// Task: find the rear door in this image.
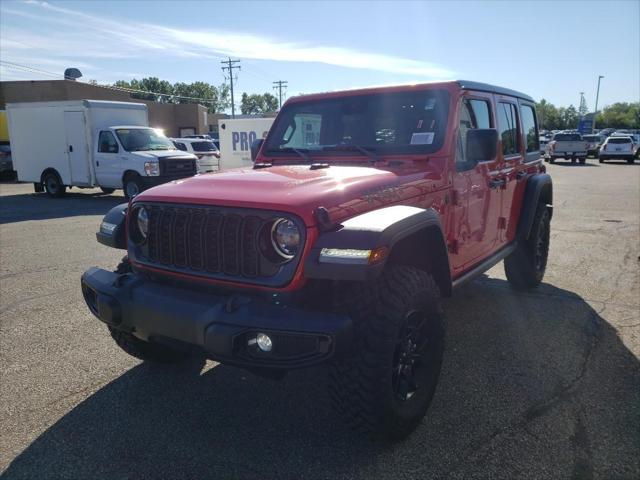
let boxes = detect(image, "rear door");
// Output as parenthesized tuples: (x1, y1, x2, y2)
(450, 93, 503, 273)
(64, 111, 91, 185)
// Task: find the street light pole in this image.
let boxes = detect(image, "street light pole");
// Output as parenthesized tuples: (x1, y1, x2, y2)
(592, 75, 604, 133)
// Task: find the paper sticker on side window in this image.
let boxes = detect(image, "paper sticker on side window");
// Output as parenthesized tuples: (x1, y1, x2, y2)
(410, 132, 435, 145)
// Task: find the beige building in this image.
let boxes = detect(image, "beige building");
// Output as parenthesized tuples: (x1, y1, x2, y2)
(0, 80, 219, 138)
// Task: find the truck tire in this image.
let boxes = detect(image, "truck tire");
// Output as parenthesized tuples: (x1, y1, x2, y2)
(627, 158, 635, 164)
(123, 173, 143, 200)
(43, 171, 66, 198)
(108, 256, 191, 363)
(579, 157, 586, 164)
(100, 187, 115, 194)
(549, 158, 555, 164)
(504, 203, 550, 289)
(330, 265, 445, 440)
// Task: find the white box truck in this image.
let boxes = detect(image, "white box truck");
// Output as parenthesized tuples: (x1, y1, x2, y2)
(217, 117, 274, 170)
(6, 100, 198, 199)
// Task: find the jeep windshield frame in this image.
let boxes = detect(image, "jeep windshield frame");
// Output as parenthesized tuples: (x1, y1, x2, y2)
(264, 89, 450, 161)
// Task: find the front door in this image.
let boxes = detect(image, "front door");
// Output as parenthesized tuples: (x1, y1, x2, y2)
(64, 111, 90, 185)
(450, 94, 503, 275)
(94, 130, 122, 188)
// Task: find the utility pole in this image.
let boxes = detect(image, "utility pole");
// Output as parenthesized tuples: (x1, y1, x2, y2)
(592, 75, 604, 133)
(272, 80, 288, 109)
(579, 92, 586, 119)
(221, 58, 241, 118)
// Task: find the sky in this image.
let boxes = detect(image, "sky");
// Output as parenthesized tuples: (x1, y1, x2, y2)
(1, 0, 639, 112)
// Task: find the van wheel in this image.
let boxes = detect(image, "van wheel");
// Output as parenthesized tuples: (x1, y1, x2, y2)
(100, 187, 115, 194)
(504, 203, 550, 289)
(123, 174, 143, 200)
(329, 265, 445, 440)
(43, 171, 66, 198)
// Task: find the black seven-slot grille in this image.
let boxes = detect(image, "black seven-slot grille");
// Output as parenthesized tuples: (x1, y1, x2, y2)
(134, 204, 299, 284)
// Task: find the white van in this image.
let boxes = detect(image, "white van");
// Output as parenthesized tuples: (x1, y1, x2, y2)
(6, 100, 198, 199)
(171, 137, 220, 173)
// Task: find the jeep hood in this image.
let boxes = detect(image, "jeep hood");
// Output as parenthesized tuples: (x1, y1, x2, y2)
(136, 164, 441, 226)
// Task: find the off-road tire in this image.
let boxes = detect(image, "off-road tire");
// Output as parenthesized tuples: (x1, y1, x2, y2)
(504, 203, 551, 289)
(123, 173, 143, 201)
(108, 256, 190, 363)
(100, 187, 115, 194)
(43, 171, 66, 198)
(329, 265, 445, 440)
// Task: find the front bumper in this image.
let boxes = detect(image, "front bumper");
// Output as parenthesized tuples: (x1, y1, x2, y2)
(81, 267, 352, 369)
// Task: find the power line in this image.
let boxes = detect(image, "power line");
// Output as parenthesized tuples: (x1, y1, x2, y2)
(272, 80, 288, 109)
(221, 57, 241, 118)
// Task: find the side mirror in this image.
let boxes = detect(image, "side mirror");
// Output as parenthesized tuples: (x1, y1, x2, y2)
(466, 129, 498, 163)
(250, 138, 264, 163)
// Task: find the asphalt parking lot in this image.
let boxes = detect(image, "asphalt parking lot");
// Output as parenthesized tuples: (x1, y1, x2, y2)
(1, 160, 638, 480)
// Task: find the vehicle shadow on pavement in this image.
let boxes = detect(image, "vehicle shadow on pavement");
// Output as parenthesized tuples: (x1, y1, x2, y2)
(3, 279, 639, 479)
(0, 191, 124, 224)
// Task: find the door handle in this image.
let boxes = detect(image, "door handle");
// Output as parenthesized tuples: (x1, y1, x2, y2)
(488, 178, 506, 189)
(69, 145, 73, 152)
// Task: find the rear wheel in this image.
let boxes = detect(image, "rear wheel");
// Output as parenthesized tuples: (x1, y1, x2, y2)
(504, 203, 550, 289)
(123, 173, 143, 200)
(100, 187, 115, 194)
(42, 171, 66, 198)
(329, 265, 445, 440)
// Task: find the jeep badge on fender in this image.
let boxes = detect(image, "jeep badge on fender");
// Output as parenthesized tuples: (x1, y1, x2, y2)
(82, 80, 552, 440)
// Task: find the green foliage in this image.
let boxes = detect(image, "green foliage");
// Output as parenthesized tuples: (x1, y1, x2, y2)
(537, 99, 640, 130)
(240, 92, 279, 115)
(595, 102, 640, 129)
(112, 77, 229, 113)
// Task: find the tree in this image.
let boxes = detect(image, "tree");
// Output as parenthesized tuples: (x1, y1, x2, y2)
(240, 92, 279, 115)
(595, 102, 640, 129)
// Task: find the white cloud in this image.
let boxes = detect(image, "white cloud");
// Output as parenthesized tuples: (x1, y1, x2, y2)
(1, 1, 454, 79)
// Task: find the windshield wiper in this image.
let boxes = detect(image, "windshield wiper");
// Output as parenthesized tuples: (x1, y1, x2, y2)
(322, 144, 379, 164)
(268, 147, 312, 163)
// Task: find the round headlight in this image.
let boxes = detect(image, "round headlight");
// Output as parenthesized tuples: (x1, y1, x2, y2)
(271, 218, 301, 258)
(136, 206, 149, 241)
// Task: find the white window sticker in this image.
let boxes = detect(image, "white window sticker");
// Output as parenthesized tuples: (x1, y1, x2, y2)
(410, 132, 435, 145)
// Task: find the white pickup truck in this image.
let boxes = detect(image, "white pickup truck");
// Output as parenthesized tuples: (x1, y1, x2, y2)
(545, 132, 588, 164)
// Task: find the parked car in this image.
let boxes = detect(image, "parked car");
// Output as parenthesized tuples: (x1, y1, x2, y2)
(545, 132, 588, 164)
(183, 134, 212, 139)
(6, 100, 197, 199)
(0, 142, 13, 178)
(582, 134, 603, 157)
(599, 136, 636, 164)
(539, 136, 549, 155)
(82, 80, 552, 441)
(172, 138, 220, 173)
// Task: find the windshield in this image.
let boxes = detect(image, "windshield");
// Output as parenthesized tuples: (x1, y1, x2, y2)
(264, 89, 450, 159)
(191, 140, 218, 152)
(115, 128, 176, 152)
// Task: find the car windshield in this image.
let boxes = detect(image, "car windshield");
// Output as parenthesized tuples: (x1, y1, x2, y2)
(264, 89, 450, 160)
(115, 128, 176, 152)
(190, 140, 218, 152)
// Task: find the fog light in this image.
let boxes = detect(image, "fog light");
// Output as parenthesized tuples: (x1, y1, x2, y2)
(256, 333, 273, 352)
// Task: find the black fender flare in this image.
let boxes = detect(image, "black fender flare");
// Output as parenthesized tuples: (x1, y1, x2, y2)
(517, 173, 553, 240)
(96, 203, 128, 249)
(304, 205, 452, 295)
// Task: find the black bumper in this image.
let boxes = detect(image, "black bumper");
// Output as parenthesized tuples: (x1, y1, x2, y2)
(81, 268, 352, 369)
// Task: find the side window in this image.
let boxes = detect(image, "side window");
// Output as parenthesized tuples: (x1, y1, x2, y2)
(174, 142, 187, 151)
(497, 102, 519, 156)
(98, 131, 118, 153)
(457, 98, 492, 170)
(520, 104, 539, 154)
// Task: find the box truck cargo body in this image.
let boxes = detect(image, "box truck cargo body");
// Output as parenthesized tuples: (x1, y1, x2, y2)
(217, 118, 274, 170)
(6, 100, 197, 198)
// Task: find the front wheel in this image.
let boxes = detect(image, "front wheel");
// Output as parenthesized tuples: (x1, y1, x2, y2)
(123, 174, 143, 201)
(330, 265, 445, 440)
(504, 203, 551, 289)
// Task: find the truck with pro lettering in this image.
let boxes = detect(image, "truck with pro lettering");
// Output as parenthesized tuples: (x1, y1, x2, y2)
(82, 81, 552, 440)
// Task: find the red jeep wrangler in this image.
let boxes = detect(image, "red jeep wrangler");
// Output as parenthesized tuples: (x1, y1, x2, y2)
(82, 80, 552, 439)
